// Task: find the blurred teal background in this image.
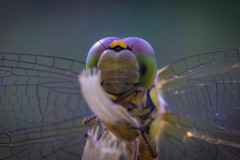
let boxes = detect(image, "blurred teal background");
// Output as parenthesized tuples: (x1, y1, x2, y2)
(0, 0, 239, 68)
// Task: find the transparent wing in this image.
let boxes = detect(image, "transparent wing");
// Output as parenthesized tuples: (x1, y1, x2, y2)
(0, 53, 91, 160)
(156, 48, 240, 159)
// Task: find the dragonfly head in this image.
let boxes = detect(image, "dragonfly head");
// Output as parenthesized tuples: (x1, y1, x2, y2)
(86, 37, 157, 94)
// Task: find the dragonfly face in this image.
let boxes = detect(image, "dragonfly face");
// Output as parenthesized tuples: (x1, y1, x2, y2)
(86, 37, 158, 94)
(0, 43, 240, 160)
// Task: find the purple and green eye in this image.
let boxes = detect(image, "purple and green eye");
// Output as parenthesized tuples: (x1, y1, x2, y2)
(86, 37, 120, 69)
(86, 37, 157, 90)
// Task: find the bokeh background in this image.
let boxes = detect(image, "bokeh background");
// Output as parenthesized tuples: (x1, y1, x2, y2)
(0, 0, 240, 68)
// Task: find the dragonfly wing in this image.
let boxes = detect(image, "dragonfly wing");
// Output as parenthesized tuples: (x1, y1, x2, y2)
(156, 49, 240, 159)
(0, 53, 91, 159)
(158, 112, 240, 160)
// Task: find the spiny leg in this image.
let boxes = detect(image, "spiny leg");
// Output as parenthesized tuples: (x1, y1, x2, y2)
(139, 130, 158, 159)
(113, 86, 144, 103)
(83, 113, 97, 125)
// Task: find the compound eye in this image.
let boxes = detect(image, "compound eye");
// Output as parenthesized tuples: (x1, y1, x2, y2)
(86, 37, 120, 69)
(124, 37, 157, 89)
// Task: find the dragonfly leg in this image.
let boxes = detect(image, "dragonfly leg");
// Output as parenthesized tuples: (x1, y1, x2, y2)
(113, 86, 144, 103)
(128, 126, 158, 159)
(139, 130, 158, 159)
(97, 127, 108, 140)
(123, 131, 158, 160)
(83, 113, 98, 125)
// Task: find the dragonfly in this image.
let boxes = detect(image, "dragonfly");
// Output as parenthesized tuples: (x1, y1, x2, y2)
(0, 37, 239, 159)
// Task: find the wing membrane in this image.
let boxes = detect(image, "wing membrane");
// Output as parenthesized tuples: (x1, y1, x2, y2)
(0, 53, 91, 159)
(1, 49, 240, 160)
(156, 49, 240, 159)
